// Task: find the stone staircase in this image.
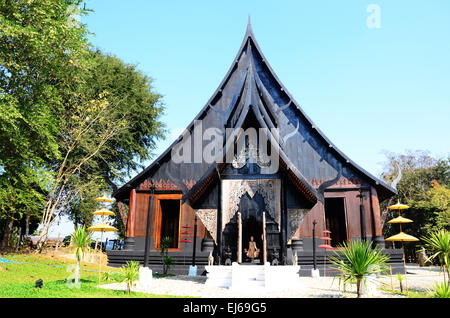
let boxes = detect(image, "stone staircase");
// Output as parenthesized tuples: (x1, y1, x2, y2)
(205, 262, 302, 291)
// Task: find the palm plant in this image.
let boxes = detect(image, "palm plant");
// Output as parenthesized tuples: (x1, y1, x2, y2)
(396, 274, 406, 293)
(421, 230, 450, 284)
(160, 236, 173, 275)
(70, 226, 91, 284)
(120, 260, 140, 294)
(329, 240, 389, 298)
(429, 282, 450, 298)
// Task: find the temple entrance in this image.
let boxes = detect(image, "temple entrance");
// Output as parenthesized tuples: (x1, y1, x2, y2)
(240, 193, 263, 263)
(325, 197, 348, 247)
(222, 191, 280, 264)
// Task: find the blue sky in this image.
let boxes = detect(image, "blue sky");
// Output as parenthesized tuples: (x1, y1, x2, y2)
(50, 0, 450, 236)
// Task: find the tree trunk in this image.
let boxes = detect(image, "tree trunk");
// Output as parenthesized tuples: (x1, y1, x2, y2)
(356, 279, 362, 298)
(15, 227, 22, 252)
(1, 215, 15, 250)
(36, 227, 49, 252)
(75, 261, 80, 284)
(25, 215, 30, 237)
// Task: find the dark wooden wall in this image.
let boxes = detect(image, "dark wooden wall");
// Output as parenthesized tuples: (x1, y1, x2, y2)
(299, 184, 382, 240)
(126, 192, 207, 251)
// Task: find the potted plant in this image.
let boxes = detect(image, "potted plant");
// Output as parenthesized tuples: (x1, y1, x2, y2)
(290, 238, 304, 254)
(201, 237, 215, 253)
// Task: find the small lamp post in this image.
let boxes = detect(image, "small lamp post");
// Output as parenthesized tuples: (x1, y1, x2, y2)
(357, 188, 367, 241)
(189, 215, 198, 276)
(311, 220, 320, 278)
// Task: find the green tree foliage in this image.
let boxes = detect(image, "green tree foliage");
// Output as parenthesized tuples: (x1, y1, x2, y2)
(0, 166, 51, 248)
(80, 50, 165, 189)
(381, 150, 450, 260)
(67, 187, 105, 228)
(0, 0, 91, 248)
(0, 1, 165, 248)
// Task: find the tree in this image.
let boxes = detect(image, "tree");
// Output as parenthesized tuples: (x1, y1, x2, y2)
(0, 1, 165, 249)
(0, 0, 91, 248)
(60, 50, 165, 233)
(37, 94, 128, 250)
(79, 50, 165, 190)
(0, 166, 51, 248)
(380, 151, 450, 260)
(415, 181, 450, 234)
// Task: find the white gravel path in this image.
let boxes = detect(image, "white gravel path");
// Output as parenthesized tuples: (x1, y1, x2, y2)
(100, 264, 446, 298)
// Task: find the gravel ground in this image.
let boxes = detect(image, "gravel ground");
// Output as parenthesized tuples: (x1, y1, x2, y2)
(100, 264, 446, 298)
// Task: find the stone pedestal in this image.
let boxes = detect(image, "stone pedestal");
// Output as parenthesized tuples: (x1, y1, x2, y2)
(205, 263, 302, 291)
(138, 267, 152, 290)
(188, 265, 198, 276)
(311, 268, 320, 278)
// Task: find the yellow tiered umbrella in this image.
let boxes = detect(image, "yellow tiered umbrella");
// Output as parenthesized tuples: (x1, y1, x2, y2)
(388, 216, 413, 224)
(388, 201, 410, 210)
(385, 232, 419, 242)
(386, 201, 419, 294)
(92, 207, 115, 216)
(95, 195, 115, 203)
(88, 222, 118, 284)
(88, 223, 118, 232)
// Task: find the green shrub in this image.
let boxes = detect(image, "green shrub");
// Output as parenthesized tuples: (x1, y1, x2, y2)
(119, 261, 140, 294)
(329, 240, 389, 298)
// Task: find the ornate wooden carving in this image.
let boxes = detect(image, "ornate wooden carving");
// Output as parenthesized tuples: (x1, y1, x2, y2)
(221, 179, 281, 231)
(195, 209, 217, 244)
(310, 177, 362, 188)
(117, 201, 128, 227)
(287, 208, 309, 241)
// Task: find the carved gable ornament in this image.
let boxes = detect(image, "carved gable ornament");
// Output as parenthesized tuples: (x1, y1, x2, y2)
(221, 179, 281, 231)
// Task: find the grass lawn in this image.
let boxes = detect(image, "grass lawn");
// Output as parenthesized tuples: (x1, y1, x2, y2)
(379, 287, 432, 298)
(0, 250, 184, 298)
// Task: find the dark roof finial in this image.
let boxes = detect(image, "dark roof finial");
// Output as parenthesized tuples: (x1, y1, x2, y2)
(246, 14, 253, 35)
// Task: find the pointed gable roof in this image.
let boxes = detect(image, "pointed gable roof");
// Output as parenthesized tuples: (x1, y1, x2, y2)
(113, 21, 397, 203)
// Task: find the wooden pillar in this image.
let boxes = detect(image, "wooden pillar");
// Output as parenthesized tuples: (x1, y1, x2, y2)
(217, 174, 222, 263)
(281, 175, 288, 264)
(370, 187, 382, 237)
(237, 212, 242, 263)
(144, 190, 155, 268)
(126, 189, 137, 237)
(262, 211, 267, 264)
(358, 188, 367, 241)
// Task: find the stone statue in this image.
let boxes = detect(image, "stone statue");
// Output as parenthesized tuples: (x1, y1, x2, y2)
(208, 251, 214, 266)
(270, 248, 279, 266)
(223, 246, 232, 265)
(245, 236, 260, 260)
(417, 248, 430, 267)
